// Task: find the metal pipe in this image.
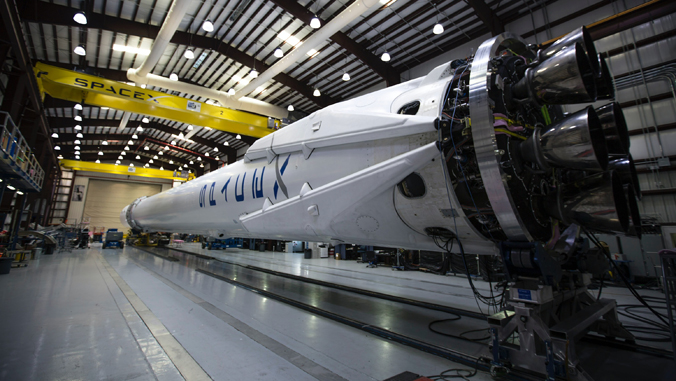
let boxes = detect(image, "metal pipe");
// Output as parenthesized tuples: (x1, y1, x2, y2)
(234, 0, 381, 99)
(128, 0, 192, 78)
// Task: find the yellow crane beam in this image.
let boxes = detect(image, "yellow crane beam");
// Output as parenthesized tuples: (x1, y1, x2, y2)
(60, 159, 195, 181)
(35, 62, 274, 138)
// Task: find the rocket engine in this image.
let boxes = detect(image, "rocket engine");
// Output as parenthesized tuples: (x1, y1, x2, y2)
(121, 27, 640, 255)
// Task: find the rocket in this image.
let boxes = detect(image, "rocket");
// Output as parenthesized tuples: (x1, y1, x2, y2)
(121, 27, 641, 254)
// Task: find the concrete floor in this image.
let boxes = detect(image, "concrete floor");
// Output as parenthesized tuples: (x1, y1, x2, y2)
(0, 246, 500, 381)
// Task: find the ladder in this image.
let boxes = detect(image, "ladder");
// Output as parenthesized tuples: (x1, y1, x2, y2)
(47, 170, 74, 225)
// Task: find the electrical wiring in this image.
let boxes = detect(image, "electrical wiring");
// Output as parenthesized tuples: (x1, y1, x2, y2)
(426, 357, 484, 381)
(584, 228, 670, 327)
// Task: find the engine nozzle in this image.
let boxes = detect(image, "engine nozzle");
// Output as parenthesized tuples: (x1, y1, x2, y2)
(543, 171, 629, 234)
(520, 106, 608, 171)
(512, 43, 597, 104)
(608, 154, 641, 199)
(597, 102, 629, 155)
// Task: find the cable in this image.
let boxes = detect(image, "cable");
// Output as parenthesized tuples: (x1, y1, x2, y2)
(426, 357, 483, 380)
(583, 228, 670, 327)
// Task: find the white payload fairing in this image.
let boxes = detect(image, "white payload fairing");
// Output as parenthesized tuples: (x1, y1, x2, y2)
(121, 28, 641, 255)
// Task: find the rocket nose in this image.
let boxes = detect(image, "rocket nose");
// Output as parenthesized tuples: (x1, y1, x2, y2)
(120, 205, 131, 228)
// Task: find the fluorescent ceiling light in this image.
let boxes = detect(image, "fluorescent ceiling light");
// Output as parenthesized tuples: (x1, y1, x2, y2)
(73, 11, 87, 25)
(74, 45, 86, 56)
(202, 19, 214, 32)
(184, 48, 195, 59)
(306, 49, 319, 58)
(310, 16, 321, 29)
(433, 23, 444, 35)
(112, 44, 151, 55)
(277, 31, 301, 47)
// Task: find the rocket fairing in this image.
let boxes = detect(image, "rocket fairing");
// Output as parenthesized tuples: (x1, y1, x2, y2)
(122, 28, 640, 254)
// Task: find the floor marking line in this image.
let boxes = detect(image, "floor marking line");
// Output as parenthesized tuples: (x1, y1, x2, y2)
(98, 253, 212, 381)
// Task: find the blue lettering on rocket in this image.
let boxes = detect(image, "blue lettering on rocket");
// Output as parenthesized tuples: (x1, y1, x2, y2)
(199, 184, 207, 207)
(221, 177, 231, 202)
(253, 167, 265, 199)
(235, 173, 246, 202)
(209, 182, 217, 206)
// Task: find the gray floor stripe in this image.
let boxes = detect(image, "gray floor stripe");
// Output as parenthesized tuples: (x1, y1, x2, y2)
(124, 251, 348, 381)
(98, 253, 212, 381)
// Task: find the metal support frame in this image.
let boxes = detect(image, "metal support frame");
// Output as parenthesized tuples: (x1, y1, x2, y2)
(659, 249, 676, 361)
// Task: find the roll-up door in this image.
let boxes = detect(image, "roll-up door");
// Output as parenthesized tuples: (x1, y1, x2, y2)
(82, 179, 162, 232)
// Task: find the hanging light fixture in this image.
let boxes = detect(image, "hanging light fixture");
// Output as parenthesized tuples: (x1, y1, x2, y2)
(74, 103, 83, 110)
(250, 69, 258, 78)
(202, 19, 214, 32)
(313, 88, 321, 97)
(169, 160, 174, 164)
(223, 141, 229, 146)
(187, 125, 193, 130)
(74, 125, 82, 130)
(200, 163, 204, 168)
(74, 115, 82, 121)
(158, 151, 164, 155)
(74, 45, 86, 56)
(74, 140, 81, 145)
(54, 145, 61, 150)
(144, 146, 150, 151)
(178, 132, 185, 139)
(342, 72, 350, 81)
(73, 11, 87, 25)
(102, 141, 108, 145)
(170, 73, 179, 81)
(205, 152, 210, 157)
(171, 141, 176, 145)
(184, 48, 195, 59)
(215, 156, 220, 161)
(129, 163, 134, 167)
(121, 151, 126, 156)
(142, 117, 150, 123)
(381, 52, 391, 62)
(137, 126, 143, 131)
(213, 147, 219, 152)
(235, 134, 241, 140)
(118, 156, 123, 160)
(164, 146, 169, 150)
(57, 155, 64, 159)
(132, 134, 138, 139)
(197, 157, 202, 161)
(287, 105, 294, 112)
(98, 151, 104, 156)
(433, 23, 444, 35)
(116, 160, 121, 164)
(75, 155, 80, 160)
(189, 160, 194, 165)
(228, 88, 235, 95)
(74, 146, 80, 150)
(310, 16, 321, 29)
(149, 159, 154, 163)
(183, 164, 188, 168)
(128, 140, 134, 145)
(124, 146, 130, 151)
(51, 132, 59, 138)
(135, 155, 141, 160)
(273, 47, 284, 58)
(160, 166, 164, 170)
(95, 159, 101, 163)
(76, 133, 83, 138)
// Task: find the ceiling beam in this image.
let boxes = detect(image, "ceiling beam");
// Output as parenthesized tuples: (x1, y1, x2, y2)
(464, 0, 504, 36)
(59, 145, 213, 167)
(268, 0, 400, 86)
(18, 0, 337, 108)
(72, 152, 192, 172)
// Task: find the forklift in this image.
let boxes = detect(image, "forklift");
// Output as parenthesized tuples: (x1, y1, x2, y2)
(102, 229, 125, 249)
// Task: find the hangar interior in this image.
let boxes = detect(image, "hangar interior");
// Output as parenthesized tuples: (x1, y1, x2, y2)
(1, 0, 676, 380)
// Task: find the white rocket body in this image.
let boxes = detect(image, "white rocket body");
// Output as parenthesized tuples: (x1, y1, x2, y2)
(120, 61, 497, 254)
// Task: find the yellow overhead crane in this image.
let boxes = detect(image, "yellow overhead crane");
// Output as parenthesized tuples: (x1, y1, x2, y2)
(59, 159, 196, 181)
(34, 62, 276, 138)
